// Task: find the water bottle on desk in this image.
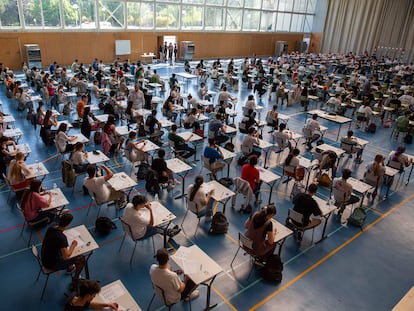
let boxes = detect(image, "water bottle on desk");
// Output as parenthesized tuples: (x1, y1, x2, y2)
(53, 183, 57, 190)
(35, 160, 40, 172)
(154, 193, 159, 202)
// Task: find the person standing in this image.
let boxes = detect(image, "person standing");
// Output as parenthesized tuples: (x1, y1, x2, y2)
(174, 43, 178, 61)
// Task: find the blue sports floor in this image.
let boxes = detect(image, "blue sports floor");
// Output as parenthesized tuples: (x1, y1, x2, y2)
(0, 61, 413, 311)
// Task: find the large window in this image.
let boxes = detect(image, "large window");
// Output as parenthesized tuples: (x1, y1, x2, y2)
(0, 0, 316, 32)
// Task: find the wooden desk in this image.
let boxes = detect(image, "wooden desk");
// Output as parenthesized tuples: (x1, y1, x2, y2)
(393, 286, 414, 311)
(64, 225, 99, 279)
(41, 188, 69, 211)
(307, 109, 353, 140)
(171, 245, 223, 310)
(204, 180, 235, 213)
(166, 158, 192, 200)
(258, 167, 281, 205)
(93, 280, 142, 311)
(270, 219, 294, 256)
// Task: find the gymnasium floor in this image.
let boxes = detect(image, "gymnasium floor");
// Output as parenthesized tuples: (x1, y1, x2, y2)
(0, 61, 413, 311)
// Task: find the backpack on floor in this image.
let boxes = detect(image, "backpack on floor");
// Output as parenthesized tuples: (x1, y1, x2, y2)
(136, 163, 151, 180)
(365, 123, 377, 133)
(404, 134, 413, 144)
(347, 207, 367, 230)
(218, 177, 233, 188)
(95, 217, 117, 235)
(209, 212, 229, 234)
(262, 254, 283, 283)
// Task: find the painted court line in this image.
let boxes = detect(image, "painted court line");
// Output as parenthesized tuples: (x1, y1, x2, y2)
(248, 192, 414, 310)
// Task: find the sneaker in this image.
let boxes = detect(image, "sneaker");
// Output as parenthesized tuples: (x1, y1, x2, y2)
(184, 290, 199, 301)
(66, 264, 76, 275)
(167, 226, 181, 237)
(117, 200, 128, 209)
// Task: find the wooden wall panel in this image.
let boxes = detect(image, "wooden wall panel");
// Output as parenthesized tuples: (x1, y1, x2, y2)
(310, 33, 322, 53)
(0, 31, 308, 69)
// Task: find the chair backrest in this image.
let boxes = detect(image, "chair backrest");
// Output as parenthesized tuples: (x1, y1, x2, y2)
(154, 283, 175, 307)
(201, 155, 212, 170)
(288, 209, 305, 226)
(168, 139, 175, 149)
(208, 129, 216, 139)
(119, 216, 139, 241)
(241, 142, 251, 155)
(283, 164, 296, 176)
(186, 196, 201, 215)
(364, 170, 379, 187)
(302, 126, 312, 138)
(387, 160, 403, 171)
(239, 232, 254, 251)
(340, 141, 354, 154)
(31, 245, 43, 268)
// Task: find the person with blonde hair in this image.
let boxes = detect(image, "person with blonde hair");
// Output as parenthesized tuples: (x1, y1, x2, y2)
(8, 152, 32, 187)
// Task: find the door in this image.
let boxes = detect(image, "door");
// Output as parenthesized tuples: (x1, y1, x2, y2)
(0, 38, 22, 69)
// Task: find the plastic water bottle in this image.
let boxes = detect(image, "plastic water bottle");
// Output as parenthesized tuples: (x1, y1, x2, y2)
(154, 193, 159, 201)
(35, 160, 40, 172)
(53, 183, 57, 189)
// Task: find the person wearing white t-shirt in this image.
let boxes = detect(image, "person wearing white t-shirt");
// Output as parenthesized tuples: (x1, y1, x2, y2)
(187, 176, 215, 222)
(149, 248, 199, 306)
(83, 164, 127, 206)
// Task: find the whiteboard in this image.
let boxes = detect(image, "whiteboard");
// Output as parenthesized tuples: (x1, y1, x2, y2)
(115, 40, 131, 55)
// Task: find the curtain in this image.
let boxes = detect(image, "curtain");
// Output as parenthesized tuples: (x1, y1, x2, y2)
(320, 0, 414, 63)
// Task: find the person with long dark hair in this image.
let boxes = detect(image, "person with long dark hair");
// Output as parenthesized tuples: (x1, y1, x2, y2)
(187, 176, 215, 222)
(56, 123, 76, 153)
(244, 204, 277, 261)
(21, 179, 57, 224)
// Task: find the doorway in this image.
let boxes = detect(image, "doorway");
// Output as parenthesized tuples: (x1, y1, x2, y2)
(157, 35, 177, 63)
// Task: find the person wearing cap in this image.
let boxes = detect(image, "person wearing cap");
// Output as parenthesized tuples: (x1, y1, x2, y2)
(150, 248, 199, 305)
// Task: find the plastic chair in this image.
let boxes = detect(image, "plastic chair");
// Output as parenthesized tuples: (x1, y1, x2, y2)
(118, 216, 155, 264)
(168, 139, 186, 160)
(147, 283, 192, 311)
(3, 173, 29, 202)
(17, 202, 50, 246)
(31, 245, 58, 300)
(231, 177, 255, 211)
(285, 208, 320, 245)
(181, 197, 206, 237)
(230, 232, 260, 279)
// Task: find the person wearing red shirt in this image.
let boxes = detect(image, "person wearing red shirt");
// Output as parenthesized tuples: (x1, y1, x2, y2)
(241, 155, 262, 203)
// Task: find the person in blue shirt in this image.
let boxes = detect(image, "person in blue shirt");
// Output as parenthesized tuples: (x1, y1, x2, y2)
(204, 138, 226, 179)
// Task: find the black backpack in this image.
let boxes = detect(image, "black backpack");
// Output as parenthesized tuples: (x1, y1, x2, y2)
(137, 163, 151, 180)
(95, 217, 117, 235)
(365, 123, 377, 133)
(262, 254, 284, 283)
(208, 212, 229, 234)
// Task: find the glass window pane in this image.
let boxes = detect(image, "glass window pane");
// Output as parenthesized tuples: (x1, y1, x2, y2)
(207, 0, 224, 5)
(157, 0, 179, 3)
(127, 2, 154, 28)
(205, 7, 223, 30)
(303, 14, 313, 32)
(242, 10, 260, 31)
(182, 0, 204, 4)
(276, 12, 290, 31)
(293, 0, 307, 13)
(155, 3, 179, 29)
(226, 8, 241, 31)
(260, 11, 275, 31)
(22, 0, 42, 27)
(307, 0, 316, 13)
(182, 5, 203, 29)
(0, 0, 20, 27)
(262, 0, 277, 10)
(278, 0, 293, 11)
(63, 0, 95, 29)
(227, 0, 243, 8)
(43, 0, 61, 27)
(98, 0, 124, 28)
(244, 0, 261, 9)
(290, 13, 304, 32)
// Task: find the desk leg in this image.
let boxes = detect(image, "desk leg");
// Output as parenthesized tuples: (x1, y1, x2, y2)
(264, 150, 269, 169)
(84, 252, 94, 279)
(227, 162, 230, 177)
(277, 238, 287, 257)
(267, 181, 275, 205)
(175, 172, 188, 200)
(316, 212, 333, 244)
(202, 276, 217, 311)
(406, 165, 413, 186)
(336, 124, 342, 141)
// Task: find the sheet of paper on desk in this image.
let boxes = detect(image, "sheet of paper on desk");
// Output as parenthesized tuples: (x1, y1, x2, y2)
(174, 246, 191, 259)
(99, 283, 126, 302)
(183, 259, 201, 275)
(65, 229, 85, 247)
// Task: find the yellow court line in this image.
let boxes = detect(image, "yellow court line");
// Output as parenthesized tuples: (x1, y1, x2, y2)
(225, 233, 238, 245)
(249, 192, 414, 311)
(212, 285, 238, 311)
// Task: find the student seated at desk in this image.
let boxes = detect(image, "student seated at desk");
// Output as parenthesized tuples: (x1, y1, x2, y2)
(21, 179, 58, 224)
(168, 124, 195, 159)
(64, 279, 119, 311)
(340, 130, 363, 163)
(123, 195, 178, 240)
(356, 102, 373, 128)
(364, 154, 386, 189)
(8, 152, 33, 188)
(56, 123, 77, 153)
(83, 164, 127, 207)
(273, 123, 292, 151)
(244, 204, 277, 262)
(203, 138, 226, 179)
(0, 136, 17, 179)
(70, 142, 89, 174)
(183, 108, 201, 132)
(283, 149, 305, 182)
(333, 169, 360, 215)
(41, 213, 86, 282)
(290, 183, 322, 241)
(241, 155, 262, 204)
(265, 104, 279, 131)
(388, 145, 413, 171)
(187, 176, 215, 222)
(241, 127, 261, 158)
(151, 149, 175, 187)
(150, 248, 199, 306)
